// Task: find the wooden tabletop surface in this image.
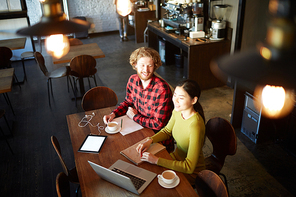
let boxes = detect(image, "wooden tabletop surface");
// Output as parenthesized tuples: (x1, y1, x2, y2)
(53, 43, 105, 64)
(66, 107, 199, 197)
(0, 37, 26, 50)
(0, 68, 14, 94)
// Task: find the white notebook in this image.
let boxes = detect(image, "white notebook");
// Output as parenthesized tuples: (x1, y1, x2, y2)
(113, 115, 144, 136)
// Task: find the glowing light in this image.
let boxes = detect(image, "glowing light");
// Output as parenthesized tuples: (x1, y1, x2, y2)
(45, 34, 70, 59)
(254, 85, 295, 119)
(262, 85, 285, 113)
(116, 0, 132, 16)
(260, 46, 272, 60)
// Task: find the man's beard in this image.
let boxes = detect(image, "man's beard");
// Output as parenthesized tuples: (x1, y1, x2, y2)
(137, 70, 154, 81)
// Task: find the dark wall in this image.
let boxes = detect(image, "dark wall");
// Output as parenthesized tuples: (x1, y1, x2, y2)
(240, 0, 270, 51)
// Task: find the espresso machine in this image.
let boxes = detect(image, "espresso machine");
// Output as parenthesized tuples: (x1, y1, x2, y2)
(210, 4, 228, 40)
(161, 1, 193, 34)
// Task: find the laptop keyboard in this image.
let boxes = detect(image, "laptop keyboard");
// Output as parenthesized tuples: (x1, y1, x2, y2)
(111, 168, 146, 190)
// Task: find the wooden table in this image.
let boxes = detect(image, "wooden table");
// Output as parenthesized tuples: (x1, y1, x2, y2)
(0, 68, 14, 94)
(0, 68, 15, 115)
(52, 43, 105, 64)
(67, 107, 199, 197)
(0, 37, 26, 50)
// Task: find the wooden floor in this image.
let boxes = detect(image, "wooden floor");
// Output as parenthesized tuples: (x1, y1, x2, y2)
(0, 32, 296, 197)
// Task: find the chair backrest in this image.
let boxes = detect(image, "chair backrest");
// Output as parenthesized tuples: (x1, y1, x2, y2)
(51, 136, 70, 177)
(206, 117, 237, 165)
(56, 172, 70, 197)
(81, 86, 118, 111)
(69, 38, 83, 46)
(0, 47, 12, 68)
(195, 170, 229, 197)
(34, 52, 49, 76)
(69, 55, 97, 78)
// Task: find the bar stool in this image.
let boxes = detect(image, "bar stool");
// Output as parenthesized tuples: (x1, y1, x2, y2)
(20, 36, 42, 82)
(20, 51, 34, 81)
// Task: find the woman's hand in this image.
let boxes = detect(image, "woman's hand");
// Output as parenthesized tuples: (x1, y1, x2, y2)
(136, 137, 152, 156)
(141, 152, 159, 164)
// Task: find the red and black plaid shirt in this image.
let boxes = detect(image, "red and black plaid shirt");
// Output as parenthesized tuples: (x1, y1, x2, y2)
(113, 74, 173, 130)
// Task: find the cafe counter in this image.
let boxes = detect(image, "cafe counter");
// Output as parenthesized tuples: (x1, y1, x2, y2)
(147, 21, 231, 90)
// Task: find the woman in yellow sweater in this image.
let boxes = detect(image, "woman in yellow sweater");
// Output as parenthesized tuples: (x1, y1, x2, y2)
(136, 79, 206, 185)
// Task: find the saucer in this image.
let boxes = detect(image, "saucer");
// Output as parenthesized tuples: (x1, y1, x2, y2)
(105, 127, 121, 134)
(158, 175, 180, 189)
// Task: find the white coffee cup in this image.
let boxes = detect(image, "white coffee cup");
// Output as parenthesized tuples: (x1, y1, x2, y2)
(107, 121, 119, 132)
(158, 170, 176, 184)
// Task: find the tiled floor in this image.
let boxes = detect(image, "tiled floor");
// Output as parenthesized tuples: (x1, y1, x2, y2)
(0, 32, 295, 197)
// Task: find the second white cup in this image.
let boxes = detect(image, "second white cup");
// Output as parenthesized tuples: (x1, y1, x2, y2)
(158, 170, 176, 184)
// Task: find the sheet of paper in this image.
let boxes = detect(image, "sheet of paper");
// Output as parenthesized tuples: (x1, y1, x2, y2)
(113, 115, 143, 136)
(79, 135, 106, 153)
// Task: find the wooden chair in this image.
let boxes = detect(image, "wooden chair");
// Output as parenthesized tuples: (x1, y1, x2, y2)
(51, 136, 79, 195)
(69, 38, 83, 46)
(0, 109, 14, 154)
(0, 47, 21, 87)
(81, 86, 118, 111)
(34, 52, 73, 107)
(56, 172, 70, 197)
(195, 170, 229, 197)
(0, 47, 12, 68)
(69, 55, 98, 106)
(204, 117, 237, 194)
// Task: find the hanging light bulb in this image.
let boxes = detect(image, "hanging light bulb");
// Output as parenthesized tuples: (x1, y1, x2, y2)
(254, 85, 295, 119)
(116, 0, 132, 17)
(45, 34, 70, 59)
(17, 0, 91, 58)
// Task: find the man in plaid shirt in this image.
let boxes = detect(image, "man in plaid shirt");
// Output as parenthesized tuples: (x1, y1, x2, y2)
(104, 47, 174, 151)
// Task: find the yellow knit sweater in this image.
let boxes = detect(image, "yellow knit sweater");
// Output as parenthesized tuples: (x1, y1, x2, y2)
(151, 110, 206, 175)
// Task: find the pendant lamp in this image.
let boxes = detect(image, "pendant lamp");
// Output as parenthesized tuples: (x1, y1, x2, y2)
(17, 0, 92, 59)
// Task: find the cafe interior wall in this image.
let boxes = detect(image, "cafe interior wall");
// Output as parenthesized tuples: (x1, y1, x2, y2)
(66, 0, 118, 33)
(223, 0, 239, 53)
(25, 0, 118, 34)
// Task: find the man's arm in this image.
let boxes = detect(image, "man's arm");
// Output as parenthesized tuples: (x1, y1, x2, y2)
(112, 76, 135, 117)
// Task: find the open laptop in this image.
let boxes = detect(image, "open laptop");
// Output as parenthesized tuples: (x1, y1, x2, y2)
(88, 159, 156, 195)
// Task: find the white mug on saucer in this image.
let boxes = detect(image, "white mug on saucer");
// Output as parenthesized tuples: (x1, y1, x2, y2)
(107, 121, 119, 132)
(158, 170, 176, 184)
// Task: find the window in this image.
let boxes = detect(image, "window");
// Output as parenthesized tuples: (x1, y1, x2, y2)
(0, 0, 23, 12)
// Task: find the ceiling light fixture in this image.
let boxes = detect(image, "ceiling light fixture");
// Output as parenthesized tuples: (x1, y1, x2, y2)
(116, 0, 132, 17)
(17, 0, 92, 59)
(211, 0, 296, 119)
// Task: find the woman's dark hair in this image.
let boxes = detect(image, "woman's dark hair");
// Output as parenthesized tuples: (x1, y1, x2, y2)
(176, 79, 205, 122)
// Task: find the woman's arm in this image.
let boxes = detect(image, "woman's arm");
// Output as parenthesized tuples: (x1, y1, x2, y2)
(157, 118, 205, 174)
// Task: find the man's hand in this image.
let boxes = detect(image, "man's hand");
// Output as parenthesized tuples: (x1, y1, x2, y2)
(103, 113, 115, 124)
(126, 107, 138, 119)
